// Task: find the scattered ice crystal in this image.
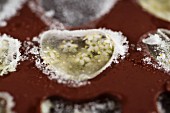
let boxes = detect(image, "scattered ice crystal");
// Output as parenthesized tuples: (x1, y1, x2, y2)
(136, 47, 142, 51)
(38, 0, 118, 26)
(0, 34, 21, 76)
(142, 57, 152, 65)
(0, 92, 15, 113)
(0, 0, 26, 27)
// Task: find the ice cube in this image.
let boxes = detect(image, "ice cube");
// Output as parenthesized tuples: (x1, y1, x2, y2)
(39, 0, 117, 26)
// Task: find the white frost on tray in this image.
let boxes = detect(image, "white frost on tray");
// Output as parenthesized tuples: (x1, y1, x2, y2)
(0, 0, 26, 27)
(0, 34, 21, 76)
(0, 92, 15, 113)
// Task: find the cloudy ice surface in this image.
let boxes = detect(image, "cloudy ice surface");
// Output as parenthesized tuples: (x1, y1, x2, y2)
(40, 0, 117, 26)
(0, 0, 25, 26)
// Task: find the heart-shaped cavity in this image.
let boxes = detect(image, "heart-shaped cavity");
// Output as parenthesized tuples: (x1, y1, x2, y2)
(141, 29, 170, 72)
(0, 0, 25, 26)
(40, 29, 128, 82)
(157, 92, 170, 113)
(38, 0, 118, 26)
(138, 0, 170, 22)
(40, 95, 121, 113)
(0, 34, 21, 76)
(0, 92, 15, 113)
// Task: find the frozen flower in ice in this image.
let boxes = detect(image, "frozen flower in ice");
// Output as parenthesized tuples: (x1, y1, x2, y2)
(42, 47, 60, 64)
(84, 34, 103, 53)
(87, 42, 100, 53)
(84, 34, 102, 45)
(59, 40, 78, 53)
(76, 53, 91, 66)
(99, 43, 113, 56)
(85, 34, 113, 56)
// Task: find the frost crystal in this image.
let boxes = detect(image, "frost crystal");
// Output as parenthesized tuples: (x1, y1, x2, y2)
(0, 0, 26, 27)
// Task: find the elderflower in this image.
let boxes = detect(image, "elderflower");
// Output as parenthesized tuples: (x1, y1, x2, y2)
(59, 40, 78, 53)
(42, 47, 60, 64)
(75, 53, 91, 66)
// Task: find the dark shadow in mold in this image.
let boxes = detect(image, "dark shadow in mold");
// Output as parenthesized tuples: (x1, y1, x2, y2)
(157, 91, 170, 113)
(39, 94, 121, 113)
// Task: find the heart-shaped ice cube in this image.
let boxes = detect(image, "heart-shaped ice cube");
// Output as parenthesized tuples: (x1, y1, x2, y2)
(0, 0, 25, 26)
(38, 0, 118, 26)
(40, 29, 128, 82)
(142, 29, 170, 72)
(0, 34, 21, 76)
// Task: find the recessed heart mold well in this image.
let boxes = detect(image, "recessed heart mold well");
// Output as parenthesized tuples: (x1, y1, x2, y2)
(0, 34, 21, 76)
(39, 29, 129, 83)
(39, 95, 121, 113)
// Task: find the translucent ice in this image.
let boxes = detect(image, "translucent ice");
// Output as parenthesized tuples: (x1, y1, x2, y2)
(39, 0, 117, 26)
(39, 29, 129, 82)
